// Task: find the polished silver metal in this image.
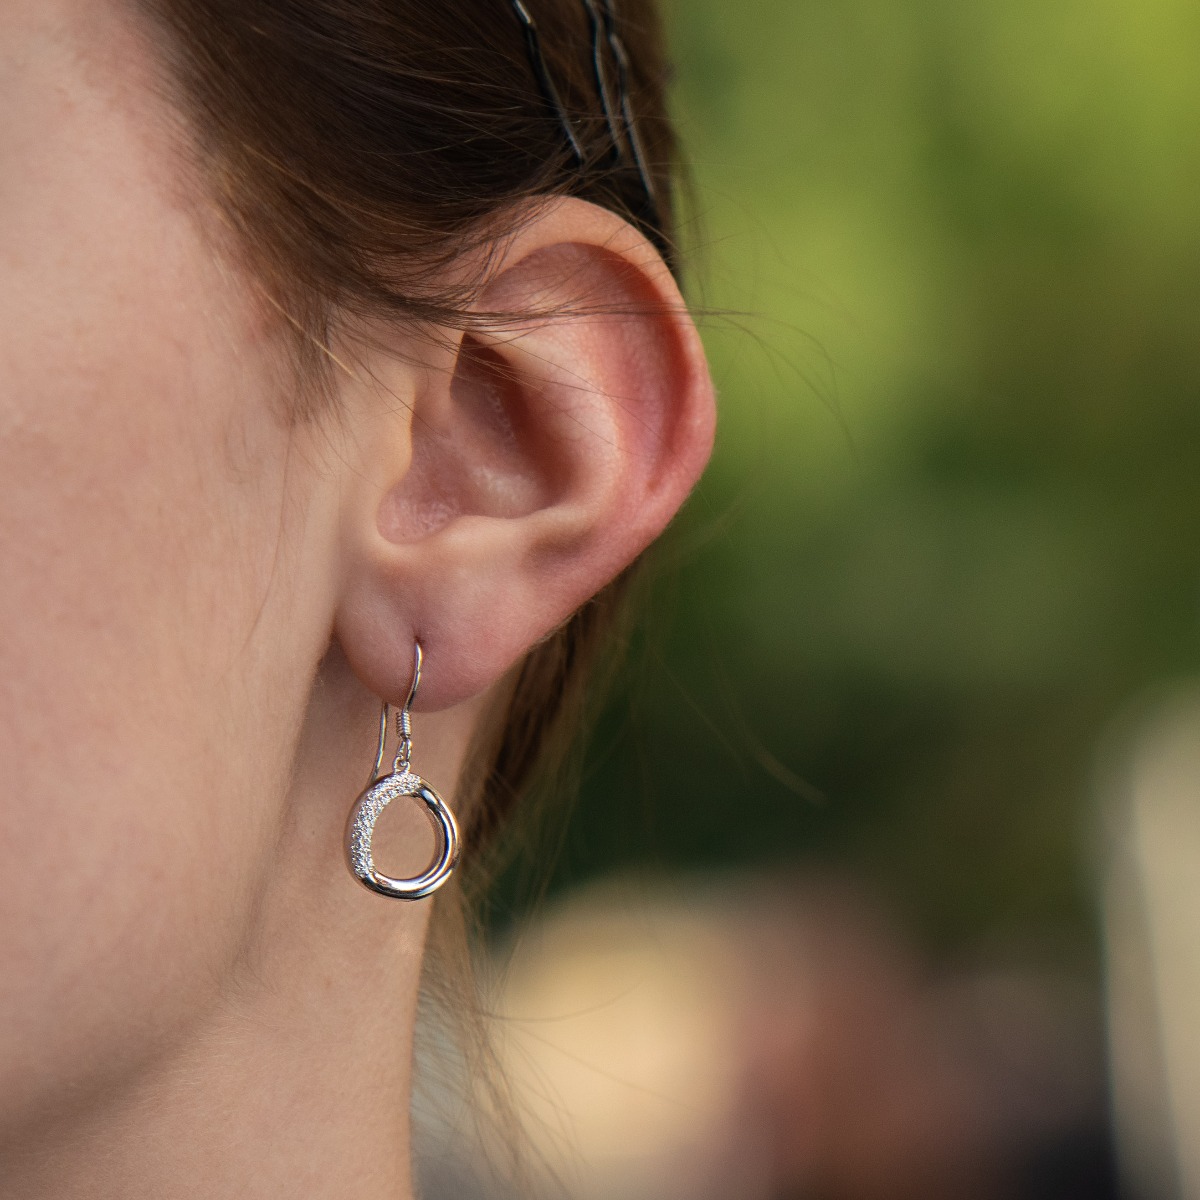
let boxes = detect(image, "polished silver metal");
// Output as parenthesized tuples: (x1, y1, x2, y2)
(345, 642, 460, 900)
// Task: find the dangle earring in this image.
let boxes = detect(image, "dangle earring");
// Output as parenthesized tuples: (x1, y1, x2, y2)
(345, 643, 461, 900)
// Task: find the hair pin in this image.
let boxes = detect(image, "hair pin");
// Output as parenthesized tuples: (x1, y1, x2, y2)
(512, 0, 586, 166)
(510, 0, 665, 254)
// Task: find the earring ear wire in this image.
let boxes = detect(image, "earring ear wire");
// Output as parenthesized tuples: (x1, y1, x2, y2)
(346, 642, 461, 900)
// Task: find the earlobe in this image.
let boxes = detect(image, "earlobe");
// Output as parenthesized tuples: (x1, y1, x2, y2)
(333, 198, 715, 713)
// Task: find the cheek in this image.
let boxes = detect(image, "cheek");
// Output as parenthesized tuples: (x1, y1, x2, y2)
(0, 9, 327, 1128)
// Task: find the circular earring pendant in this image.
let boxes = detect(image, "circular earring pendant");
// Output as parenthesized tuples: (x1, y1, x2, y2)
(344, 643, 461, 901)
(346, 769, 460, 900)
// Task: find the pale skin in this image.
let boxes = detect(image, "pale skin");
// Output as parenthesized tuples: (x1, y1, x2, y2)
(0, 2, 714, 1196)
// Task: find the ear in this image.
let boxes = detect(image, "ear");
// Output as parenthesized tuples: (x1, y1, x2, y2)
(333, 197, 715, 711)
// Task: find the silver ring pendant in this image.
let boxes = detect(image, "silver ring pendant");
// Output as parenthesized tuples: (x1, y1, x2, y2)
(344, 643, 461, 900)
(346, 770, 460, 900)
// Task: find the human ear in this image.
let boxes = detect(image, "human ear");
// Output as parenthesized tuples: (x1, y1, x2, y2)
(333, 197, 715, 711)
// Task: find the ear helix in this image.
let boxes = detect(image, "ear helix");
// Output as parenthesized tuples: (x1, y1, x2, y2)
(344, 643, 461, 900)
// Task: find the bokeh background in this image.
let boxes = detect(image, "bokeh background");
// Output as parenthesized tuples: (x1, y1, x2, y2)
(563, 0, 1200, 963)
(420, 1, 1200, 1197)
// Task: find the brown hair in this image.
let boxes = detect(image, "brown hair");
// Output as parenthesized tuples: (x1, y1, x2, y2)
(134, 0, 681, 883)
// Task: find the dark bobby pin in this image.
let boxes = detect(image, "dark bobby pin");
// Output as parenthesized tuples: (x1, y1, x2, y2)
(510, 0, 665, 255)
(592, 0, 656, 202)
(512, 0, 585, 165)
(581, 0, 623, 166)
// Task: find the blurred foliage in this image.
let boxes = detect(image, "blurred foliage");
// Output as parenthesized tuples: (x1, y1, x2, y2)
(504, 0, 1200, 954)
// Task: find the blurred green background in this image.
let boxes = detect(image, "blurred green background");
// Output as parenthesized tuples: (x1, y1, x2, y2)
(505, 0, 1200, 959)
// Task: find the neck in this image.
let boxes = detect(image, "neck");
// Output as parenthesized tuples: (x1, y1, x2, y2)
(6, 950, 426, 1199)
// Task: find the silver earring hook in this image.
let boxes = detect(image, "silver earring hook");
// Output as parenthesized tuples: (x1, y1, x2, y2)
(392, 642, 422, 773)
(402, 641, 423, 711)
(368, 642, 423, 784)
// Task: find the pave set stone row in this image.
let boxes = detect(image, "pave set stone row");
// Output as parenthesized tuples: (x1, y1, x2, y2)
(348, 771, 422, 880)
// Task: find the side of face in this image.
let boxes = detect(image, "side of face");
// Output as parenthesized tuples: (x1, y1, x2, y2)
(0, 0, 342, 1131)
(0, 0, 716, 1149)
